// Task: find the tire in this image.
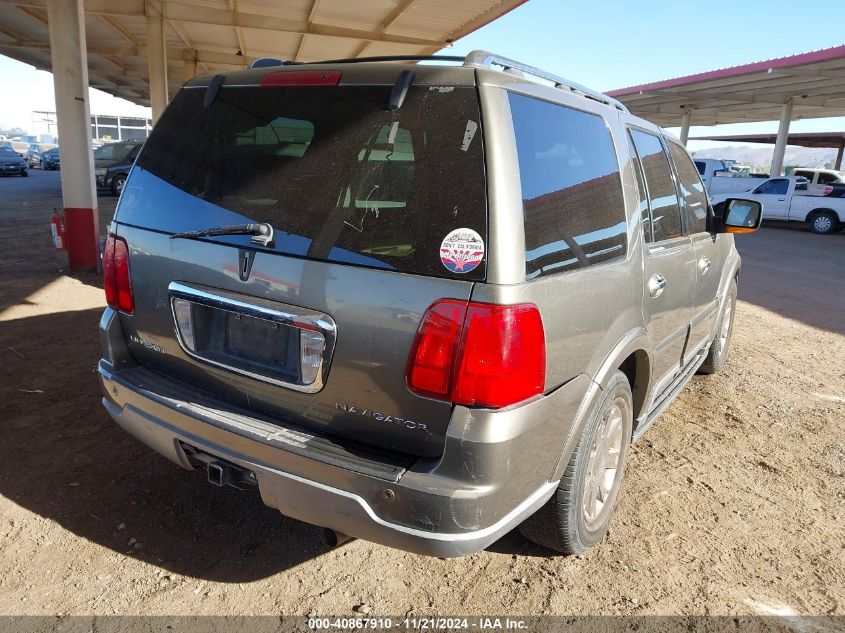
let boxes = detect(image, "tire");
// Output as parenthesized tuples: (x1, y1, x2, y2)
(111, 173, 126, 196)
(20, 169, 28, 177)
(519, 370, 633, 554)
(809, 211, 838, 235)
(698, 279, 737, 375)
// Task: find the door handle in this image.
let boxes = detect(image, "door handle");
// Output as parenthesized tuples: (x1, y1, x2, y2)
(698, 256, 711, 274)
(648, 273, 667, 298)
(777, 198, 785, 201)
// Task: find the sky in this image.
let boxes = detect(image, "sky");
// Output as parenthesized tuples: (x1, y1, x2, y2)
(1, 0, 844, 150)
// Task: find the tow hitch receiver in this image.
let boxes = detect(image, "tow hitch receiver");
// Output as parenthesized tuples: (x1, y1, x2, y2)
(206, 460, 256, 490)
(180, 442, 257, 490)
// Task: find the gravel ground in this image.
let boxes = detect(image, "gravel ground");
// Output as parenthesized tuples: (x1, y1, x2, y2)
(0, 170, 843, 617)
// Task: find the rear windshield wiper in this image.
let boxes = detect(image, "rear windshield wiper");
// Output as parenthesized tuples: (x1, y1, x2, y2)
(169, 222, 274, 247)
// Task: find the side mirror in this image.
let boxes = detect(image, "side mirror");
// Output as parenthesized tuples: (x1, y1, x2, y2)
(718, 198, 763, 234)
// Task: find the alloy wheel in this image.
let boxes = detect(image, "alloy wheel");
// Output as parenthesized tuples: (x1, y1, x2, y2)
(582, 397, 628, 530)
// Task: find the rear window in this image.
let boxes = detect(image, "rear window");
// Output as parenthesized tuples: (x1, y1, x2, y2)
(95, 143, 137, 161)
(509, 93, 626, 279)
(119, 83, 487, 280)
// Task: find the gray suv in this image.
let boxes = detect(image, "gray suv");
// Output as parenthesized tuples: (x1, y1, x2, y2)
(98, 51, 762, 557)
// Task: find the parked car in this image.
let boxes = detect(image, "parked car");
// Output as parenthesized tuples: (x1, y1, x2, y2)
(98, 52, 762, 557)
(711, 176, 844, 234)
(25, 144, 59, 169)
(41, 147, 60, 170)
(94, 140, 143, 195)
(0, 139, 29, 156)
(789, 168, 845, 198)
(0, 146, 28, 176)
(792, 167, 845, 185)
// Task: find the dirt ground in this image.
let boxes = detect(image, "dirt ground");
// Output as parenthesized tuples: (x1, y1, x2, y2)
(0, 169, 843, 617)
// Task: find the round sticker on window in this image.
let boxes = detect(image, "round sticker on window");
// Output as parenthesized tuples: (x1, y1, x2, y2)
(440, 228, 484, 274)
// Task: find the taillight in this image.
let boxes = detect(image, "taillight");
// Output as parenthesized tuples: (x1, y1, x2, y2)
(103, 234, 134, 314)
(407, 300, 545, 409)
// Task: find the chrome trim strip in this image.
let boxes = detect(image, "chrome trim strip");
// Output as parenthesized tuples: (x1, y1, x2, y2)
(167, 281, 336, 394)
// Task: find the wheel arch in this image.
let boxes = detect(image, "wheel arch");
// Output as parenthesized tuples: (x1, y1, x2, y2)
(618, 349, 650, 424)
(550, 330, 652, 481)
(804, 207, 839, 222)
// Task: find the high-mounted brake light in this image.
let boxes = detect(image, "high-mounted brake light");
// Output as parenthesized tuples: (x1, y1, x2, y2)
(407, 300, 545, 409)
(103, 234, 134, 314)
(260, 70, 341, 87)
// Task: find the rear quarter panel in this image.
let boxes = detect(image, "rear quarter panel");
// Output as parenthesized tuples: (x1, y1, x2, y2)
(474, 77, 647, 390)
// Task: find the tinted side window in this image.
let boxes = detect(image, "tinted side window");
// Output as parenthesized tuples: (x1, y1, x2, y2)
(755, 179, 789, 195)
(630, 130, 683, 242)
(509, 93, 626, 279)
(627, 131, 652, 242)
(668, 141, 709, 234)
(818, 172, 838, 184)
(695, 160, 706, 175)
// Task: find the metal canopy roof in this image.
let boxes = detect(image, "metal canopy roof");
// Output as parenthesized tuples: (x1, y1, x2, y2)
(0, 0, 526, 107)
(690, 131, 845, 149)
(606, 45, 845, 127)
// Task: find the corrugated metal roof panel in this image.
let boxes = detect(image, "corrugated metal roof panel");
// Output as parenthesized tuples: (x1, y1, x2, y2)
(0, 0, 526, 107)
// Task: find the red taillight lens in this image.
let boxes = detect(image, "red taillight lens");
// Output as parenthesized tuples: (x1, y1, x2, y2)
(406, 300, 467, 399)
(260, 70, 341, 87)
(103, 234, 134, 314)
(453, 304, 546, 408)
(407, 301, 545, 409)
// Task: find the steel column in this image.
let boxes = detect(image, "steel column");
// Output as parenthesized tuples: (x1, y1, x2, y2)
(146, 12, 169, 123)
(679, 110, 691, 146)
(835, 143, 844, 171)
(47, 0, 99, 271)
(770, 100, 793, 177)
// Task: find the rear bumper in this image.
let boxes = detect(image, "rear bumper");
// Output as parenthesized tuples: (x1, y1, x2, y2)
(98, 308, 588, 556)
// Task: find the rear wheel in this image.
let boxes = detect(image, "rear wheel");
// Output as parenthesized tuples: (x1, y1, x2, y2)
(809, 211, 837, 235)
(698, 279, 737, 375)
(519, 370, 633, 554)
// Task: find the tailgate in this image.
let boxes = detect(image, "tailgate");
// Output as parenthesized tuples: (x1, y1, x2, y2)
(111, 72, 488, 457)
(116, 227, 474, 457)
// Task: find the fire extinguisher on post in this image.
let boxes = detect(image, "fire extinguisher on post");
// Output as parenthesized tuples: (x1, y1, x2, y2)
(50, 209, 66, 250)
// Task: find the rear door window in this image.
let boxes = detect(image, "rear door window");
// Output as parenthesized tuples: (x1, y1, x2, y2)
(630, 130, 683, 242)
(627, 131, 652, 242)
(668, 141, 709, 235)
(509, 93, 627, 279)
(120, 84, 487, 280)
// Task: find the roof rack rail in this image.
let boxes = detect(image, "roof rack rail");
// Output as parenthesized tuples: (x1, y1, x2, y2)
(463, 50, 629, 113)
(303, 54, 465, 65)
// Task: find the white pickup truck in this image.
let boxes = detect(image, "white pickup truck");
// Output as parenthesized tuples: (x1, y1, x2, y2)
(694, 157, 770, 195)
(792, 168, 845, 185)
(711, 176, 845, 234)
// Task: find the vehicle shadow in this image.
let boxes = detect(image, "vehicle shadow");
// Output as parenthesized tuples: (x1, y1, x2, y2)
(734, 224, 845, 336)
(0, 308, 333, 582)
(0, 174, 115, 315)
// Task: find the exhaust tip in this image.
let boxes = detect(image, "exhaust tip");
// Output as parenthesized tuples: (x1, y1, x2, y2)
(321, 528, 354, 549)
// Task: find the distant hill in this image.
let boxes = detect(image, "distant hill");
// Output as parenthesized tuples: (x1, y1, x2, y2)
(692, 145, 838, 171)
